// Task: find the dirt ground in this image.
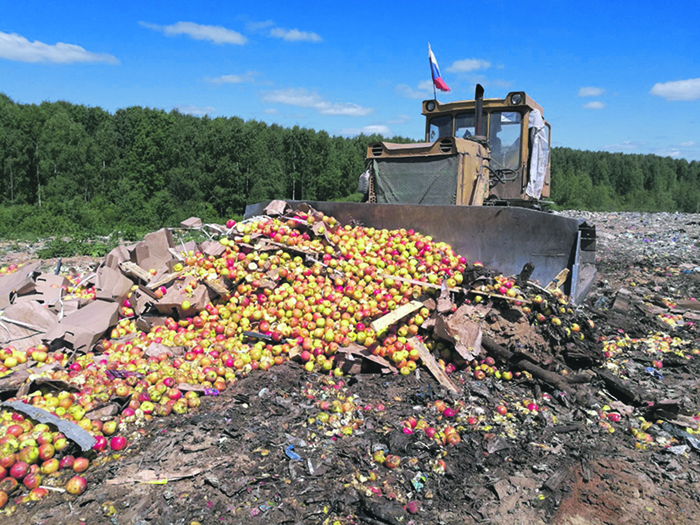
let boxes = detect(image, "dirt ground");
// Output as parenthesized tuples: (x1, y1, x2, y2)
(3, 212, 700, 525)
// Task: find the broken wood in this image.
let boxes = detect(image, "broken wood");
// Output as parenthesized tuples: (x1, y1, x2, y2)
(203, 278, 230, 296)
(370, 300, 424, 333)
(481, 336, 576, 396)
(337, 343, 397, 373)
(146, 270, 183, 290)
(119, 261, 152, 282)
(545, 268, 569, 293)
(595, 368, 645, 406)
(466, 289, 532, 305)
(516, 262, 535, 286)
(407, 337, 459, 393)
(378, 273, 461, 293)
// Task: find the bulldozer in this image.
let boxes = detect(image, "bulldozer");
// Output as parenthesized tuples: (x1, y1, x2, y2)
(245, 86, 596, 303)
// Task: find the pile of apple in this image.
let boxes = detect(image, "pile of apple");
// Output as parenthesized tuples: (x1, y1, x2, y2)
(0, 409, 130, 508)
(0, 207, 598, 509)
(0, 264, 21, 276)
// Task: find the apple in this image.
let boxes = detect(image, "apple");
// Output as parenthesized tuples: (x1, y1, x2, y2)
(40, 458, 59, 475)
(73, 457, 89, 473)
(59, 455, 75, 470)
(65, 475, 87, 495)
(9, 461, 29, 480)
(110, 436, 127, 451)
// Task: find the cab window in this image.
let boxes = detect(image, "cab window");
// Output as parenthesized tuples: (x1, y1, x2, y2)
(488, 111, 522, 170)
(455, 112, 475, 138)
(428, 115, 452, 141)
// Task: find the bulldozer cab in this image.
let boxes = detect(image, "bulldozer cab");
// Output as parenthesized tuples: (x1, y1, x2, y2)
(365, 89, 551, 206)
(422, 91, 551, 201)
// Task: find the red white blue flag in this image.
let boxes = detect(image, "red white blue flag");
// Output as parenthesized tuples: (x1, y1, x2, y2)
(429, 44, 450, 92)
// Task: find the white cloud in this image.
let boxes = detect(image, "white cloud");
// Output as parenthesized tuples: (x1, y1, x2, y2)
(395, 84, 426, 99)
(261, 88, 372, 116)
(650, 78, 700, 101)
(583, 101, 605, 110)
(446, 58, 491, 73)
(206, 72, 256, 84)
(176, 104, 215, 116)
(269, 28, 322, 43)
(491, 79, 512, 89)
(0, 31, 119, 64)
(395, 80, 435, 99)
(340, 125, 392, 137)
(655, 148, 681, 158)
(604, 140, 642, 151)
(578, 86, 605, 97)
(388, 114, 411, 125)
(246, 20, 275, 32)
(680, 141, 696, 147)
(263, 108, 279, 114)
(139, 21, 246, 45)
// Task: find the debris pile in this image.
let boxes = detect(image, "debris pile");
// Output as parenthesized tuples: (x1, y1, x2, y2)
(0, 203, 699, 524)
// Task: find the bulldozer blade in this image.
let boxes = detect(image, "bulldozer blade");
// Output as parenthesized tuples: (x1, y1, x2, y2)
(244, 201, 596, 304)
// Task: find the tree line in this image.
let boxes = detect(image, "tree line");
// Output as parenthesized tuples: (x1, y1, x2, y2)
(1, 93, 699, 239)
(550, 147, 700, 212)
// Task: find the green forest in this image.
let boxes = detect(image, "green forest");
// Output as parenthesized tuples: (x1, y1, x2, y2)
(1, 93, 699, 242)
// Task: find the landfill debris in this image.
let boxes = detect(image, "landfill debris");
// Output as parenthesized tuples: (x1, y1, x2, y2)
(0, 207, 698, 524)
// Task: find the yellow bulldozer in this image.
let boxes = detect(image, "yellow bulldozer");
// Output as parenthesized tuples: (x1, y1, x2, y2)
(246, 86, 596, 303)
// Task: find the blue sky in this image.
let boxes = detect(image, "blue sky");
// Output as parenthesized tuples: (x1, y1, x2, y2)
(1, 0, 698, 160)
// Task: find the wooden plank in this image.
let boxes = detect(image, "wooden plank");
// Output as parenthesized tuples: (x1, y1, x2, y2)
(257, 239, 323, 254)
(378, 273, 461, 293)
(146, 270, 183, 290)
(481, 336, 576, 396)
(119, 261, 151, 282)
(408, 337, 459, 393)
(168, 248, 185, 261)
(337, 343, 397, 373)
(370, 300, 424, 333)
(466, 290, 532, 305)
(545, 268, 569, 292)
(204, 278, 230, 296)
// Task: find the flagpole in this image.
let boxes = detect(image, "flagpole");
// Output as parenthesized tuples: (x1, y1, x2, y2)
(429, 43, 437, 101)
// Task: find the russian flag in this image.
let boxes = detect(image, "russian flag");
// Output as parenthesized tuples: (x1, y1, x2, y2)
(429, 44, 450, 92)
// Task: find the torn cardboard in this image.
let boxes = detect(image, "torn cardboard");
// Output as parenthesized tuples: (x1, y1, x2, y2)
(130, 228, 176, 273)
(95, 265, 133, 302)
(44, 300, 119, 353)
(180, 217, 203, 229)
(34, 273, 69, 307)
(434, 304, 483, 361)
(0, 261, 40, 309)
(0, 300, 59, 352)
(154, 281, 214, 318)
(2, 400, 96, 451)
(104, 245, 131, 271)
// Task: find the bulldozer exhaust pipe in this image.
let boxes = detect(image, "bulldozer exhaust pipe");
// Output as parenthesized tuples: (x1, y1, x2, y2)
(474, 84, 485, 136)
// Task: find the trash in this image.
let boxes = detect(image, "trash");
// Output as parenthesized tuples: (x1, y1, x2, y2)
(285, 445, 302, 461)
(1, 400, 96, 451)
(645, 367, 663, 380)
(411, 472, 426, 492)
(1, 206, 700, 524)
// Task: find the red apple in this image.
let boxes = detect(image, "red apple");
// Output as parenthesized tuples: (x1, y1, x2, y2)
(73, 457, 89, 473)
(65, 475, 87, 495)
(40, 458, 59, 475)
(110, 436, 127, 451)
(9, 461, 29, 480)
(59, 455, 75, 470)
(23, 472, 41, 490)
(28, 486, 48, 501)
